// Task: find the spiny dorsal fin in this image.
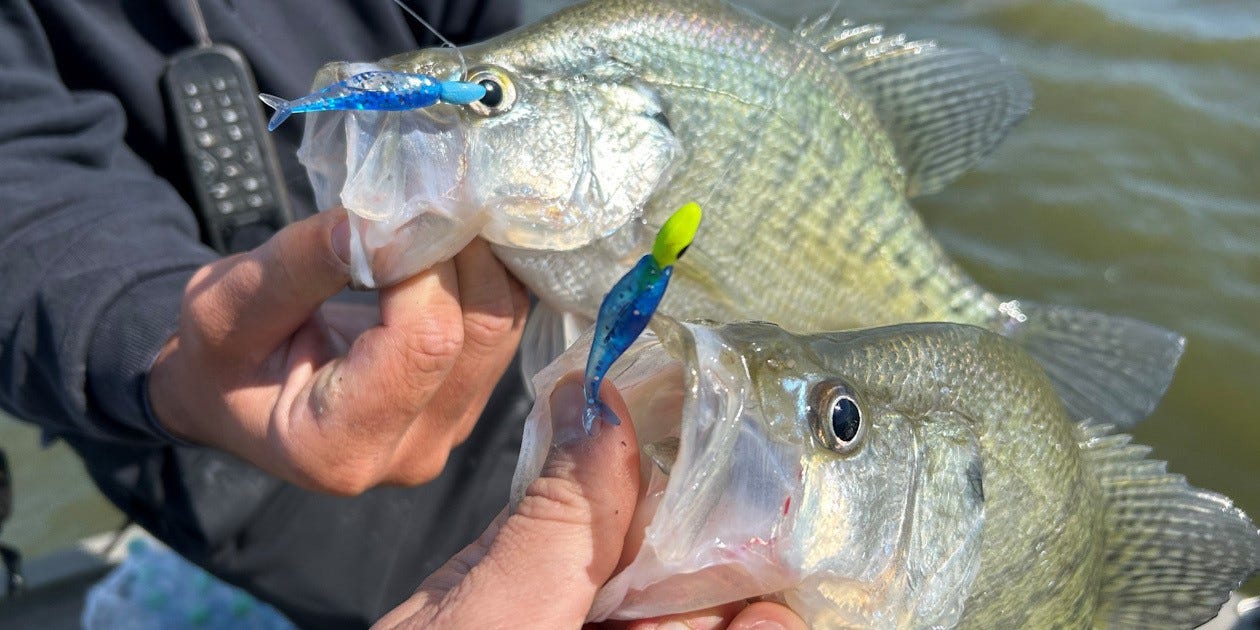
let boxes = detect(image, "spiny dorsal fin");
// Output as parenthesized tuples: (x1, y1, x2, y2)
(1079, 423, 1260, 628)
(797, 13, 1033, 197)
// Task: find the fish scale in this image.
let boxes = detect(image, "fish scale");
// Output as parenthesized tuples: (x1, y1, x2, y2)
(815, 325, 1107, 627)
(510, 318, 1256, 625)
(510, 1, 999, 333)
(319, 0, 1186, 465)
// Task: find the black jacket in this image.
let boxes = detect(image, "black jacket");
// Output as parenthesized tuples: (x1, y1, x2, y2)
(0, 2, 528, 627)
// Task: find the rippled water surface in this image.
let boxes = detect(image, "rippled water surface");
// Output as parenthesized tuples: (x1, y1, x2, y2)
(2, 0, 1257, 596)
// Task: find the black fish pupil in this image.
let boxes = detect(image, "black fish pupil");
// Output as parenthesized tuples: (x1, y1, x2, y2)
(831, 397, 860, 442)
(479, 80, 503, 108)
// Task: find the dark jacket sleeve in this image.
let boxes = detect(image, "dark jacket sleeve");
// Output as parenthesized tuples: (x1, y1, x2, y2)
(0, 1, 215, 444)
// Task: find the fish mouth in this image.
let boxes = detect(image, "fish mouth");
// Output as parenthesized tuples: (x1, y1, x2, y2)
(297, 59, 480, 288)
(511, 317, 802, 620)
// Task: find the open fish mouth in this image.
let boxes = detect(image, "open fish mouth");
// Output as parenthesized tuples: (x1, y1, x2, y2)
(510, 317, 803, 620)
(296, 60, 480, 287)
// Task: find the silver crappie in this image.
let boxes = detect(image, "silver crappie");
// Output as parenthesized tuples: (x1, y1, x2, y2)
(511, 317, 1260, 628)
(301, 0, 1183, 427)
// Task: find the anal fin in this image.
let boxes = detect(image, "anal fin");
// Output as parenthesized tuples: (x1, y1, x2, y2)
(1080, 424, 1260, 628)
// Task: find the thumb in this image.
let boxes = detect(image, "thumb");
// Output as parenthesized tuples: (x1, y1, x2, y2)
(187, 208, 351, 357)
(398, 377, 640, 628)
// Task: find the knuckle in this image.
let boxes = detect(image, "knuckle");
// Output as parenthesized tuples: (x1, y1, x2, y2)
(308, 459, 379, 496)
(397, 448, 450, 486)
(275, 431, 383, 496)
(396, 317, 465, 375)
(320, 473, 373, 497)
(515, 474, 592, 527)
(461, 307, 519, 350)
(450, 408, 485, 447)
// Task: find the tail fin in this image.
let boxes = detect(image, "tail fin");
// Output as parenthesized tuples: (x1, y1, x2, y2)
(257, 93, 291, 131)
(1000, 300, 1185, 428)
(1081, 424, 1260, 628)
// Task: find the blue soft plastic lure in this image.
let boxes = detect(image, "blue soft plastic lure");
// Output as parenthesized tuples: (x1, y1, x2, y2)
(258, 70, 486, 131)
(582, 203, 703, 433)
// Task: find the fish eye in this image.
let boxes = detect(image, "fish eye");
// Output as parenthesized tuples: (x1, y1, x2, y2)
(465, 66, 516, 116)
(809, 380, 865, 455)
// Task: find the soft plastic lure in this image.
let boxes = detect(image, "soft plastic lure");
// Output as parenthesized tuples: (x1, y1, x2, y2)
(582, 202, 703, 433)
(258, 71, 486, 131)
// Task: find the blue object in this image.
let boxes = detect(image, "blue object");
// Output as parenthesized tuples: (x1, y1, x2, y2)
(258, 70, 487, 131)
(437, 80, 489, 105)
(581, 203, 702, 433)
(82, 538, 296, 630)
(582, 254, 673, 433)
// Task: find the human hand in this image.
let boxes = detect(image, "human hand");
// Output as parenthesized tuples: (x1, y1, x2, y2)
(372, 378, 806, 630)
(147, 208, 528, 494)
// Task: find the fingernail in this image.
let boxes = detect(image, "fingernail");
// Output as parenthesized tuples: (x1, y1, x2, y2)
(747, 622, 786, 630)
(659, 623, 691, 630)
(331, 217, 351, 266)
(550, 380, 593, 446)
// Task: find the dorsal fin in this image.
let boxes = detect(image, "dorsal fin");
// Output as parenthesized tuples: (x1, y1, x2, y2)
(1079, 423, 1260, 628)
(797, 13, 1033, 197)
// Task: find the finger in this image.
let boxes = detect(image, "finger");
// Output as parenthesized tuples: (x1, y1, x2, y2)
(387, 240, 527, 476)
(278, 260, 464, 490)
(375, 510, 509, 628)
(428, 376, 640, 627)
(727, 602, 807, 630)
(186, 208, 350, 359)
(443, 241, 529, 419)
(620, 602, 748, 630)
(313, 258, 462, 424)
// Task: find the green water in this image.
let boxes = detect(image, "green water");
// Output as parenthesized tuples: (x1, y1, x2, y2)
(0, 417, 122, 557)
(1, 0, 1256, 597)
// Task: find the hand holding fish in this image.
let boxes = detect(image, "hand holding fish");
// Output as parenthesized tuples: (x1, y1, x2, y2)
(146, 208, 528, 494)
(373, 377, 805, 630)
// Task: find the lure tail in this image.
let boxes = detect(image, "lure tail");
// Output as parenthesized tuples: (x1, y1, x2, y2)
(257, 93, 292, 131)
(582, 398, 621, 435)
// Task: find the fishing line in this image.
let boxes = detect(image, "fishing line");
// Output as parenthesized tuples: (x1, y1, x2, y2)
(584, 0, 843, 300)
(390, 0, 469, 79)
(693, 36, 804, 214)
(675, 0, 841, 284)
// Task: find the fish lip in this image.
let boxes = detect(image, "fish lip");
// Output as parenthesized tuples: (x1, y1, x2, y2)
(508, 318, 801, 619)
(296, 58, 479, 288)
(577, 318, 802, 619)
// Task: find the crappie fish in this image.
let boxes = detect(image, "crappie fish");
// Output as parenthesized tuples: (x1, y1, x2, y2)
(298, 0, 1184, 427)
(510, 318, 1260, 628)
